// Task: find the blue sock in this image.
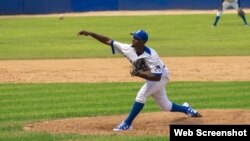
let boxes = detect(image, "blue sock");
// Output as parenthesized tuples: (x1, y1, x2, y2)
(239, 15, 248, 25)
(171, 103, 188, 114)
(125, 101, 144, 125)
(213, 16, 220, 26)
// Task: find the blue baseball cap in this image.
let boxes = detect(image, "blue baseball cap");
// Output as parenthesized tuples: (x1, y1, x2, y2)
(130, 29, 148, 42)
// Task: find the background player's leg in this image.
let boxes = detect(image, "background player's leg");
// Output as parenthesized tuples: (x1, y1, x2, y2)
(238, 9, 248, 25)
(234, 2, 248, 26)
(213, 10, 222, 27)
(213, 1, 229, 27)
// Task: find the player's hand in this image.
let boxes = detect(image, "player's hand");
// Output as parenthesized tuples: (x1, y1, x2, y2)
(77, 30, 91, 36)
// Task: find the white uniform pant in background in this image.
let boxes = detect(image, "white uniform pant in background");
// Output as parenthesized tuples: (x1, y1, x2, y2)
(217, 1, 239, 16)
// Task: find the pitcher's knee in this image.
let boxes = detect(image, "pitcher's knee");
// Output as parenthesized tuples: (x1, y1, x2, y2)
(160, 102, 172, 111)
(135, 95, 146, 104)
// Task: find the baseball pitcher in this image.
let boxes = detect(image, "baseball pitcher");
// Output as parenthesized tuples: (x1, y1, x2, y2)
(213, 0, 248, 27)
(78, 29, 201, 131)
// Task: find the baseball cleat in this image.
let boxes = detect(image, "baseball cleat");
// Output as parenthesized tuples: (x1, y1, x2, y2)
(183, 102, 202, 118)
(212, 25, 216, 28)
(113, 121, 132, 131)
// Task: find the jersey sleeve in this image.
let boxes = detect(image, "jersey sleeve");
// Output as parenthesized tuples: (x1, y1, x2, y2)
(110, 40, 128, 55)
(147, 54, 165, 77)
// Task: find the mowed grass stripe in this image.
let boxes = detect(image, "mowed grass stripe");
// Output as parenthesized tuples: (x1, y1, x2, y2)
(1, 14, 250, 59)
(1, 82, 249, 119)
(167, 82, 250, 108)
(0, 82, 249, 141)
(0, 132, 163, 141)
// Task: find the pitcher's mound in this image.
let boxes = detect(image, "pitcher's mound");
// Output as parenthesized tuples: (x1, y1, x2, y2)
(24, 109, 250, 136)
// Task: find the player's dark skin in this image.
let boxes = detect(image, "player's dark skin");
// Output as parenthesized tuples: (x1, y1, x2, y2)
(78, 30, 161, 81)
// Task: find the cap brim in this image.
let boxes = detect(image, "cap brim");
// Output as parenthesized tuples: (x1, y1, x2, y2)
(130, 33, 142, 40)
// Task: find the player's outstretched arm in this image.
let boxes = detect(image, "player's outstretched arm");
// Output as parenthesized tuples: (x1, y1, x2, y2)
(78, 30, 112, 45)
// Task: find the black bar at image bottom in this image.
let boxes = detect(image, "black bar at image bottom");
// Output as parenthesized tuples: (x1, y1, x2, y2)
(170, 125, 249, 141)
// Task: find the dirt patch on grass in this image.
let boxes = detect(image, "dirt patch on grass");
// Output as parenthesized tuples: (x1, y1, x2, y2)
(24, 109, 250, 136)
(1, 56, 250, 83)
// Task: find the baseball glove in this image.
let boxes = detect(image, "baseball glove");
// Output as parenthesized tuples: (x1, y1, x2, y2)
(130, 58, 149, 76)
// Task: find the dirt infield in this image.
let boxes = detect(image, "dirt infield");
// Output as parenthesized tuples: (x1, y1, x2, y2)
(1, 56, 250, 83)
(24, 110, 250, 136)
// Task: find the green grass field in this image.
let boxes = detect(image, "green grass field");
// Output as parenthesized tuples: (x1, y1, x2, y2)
(0, 14, 250, 141)
(0, 14, 250, 59)
(1, 82, 250, 141)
